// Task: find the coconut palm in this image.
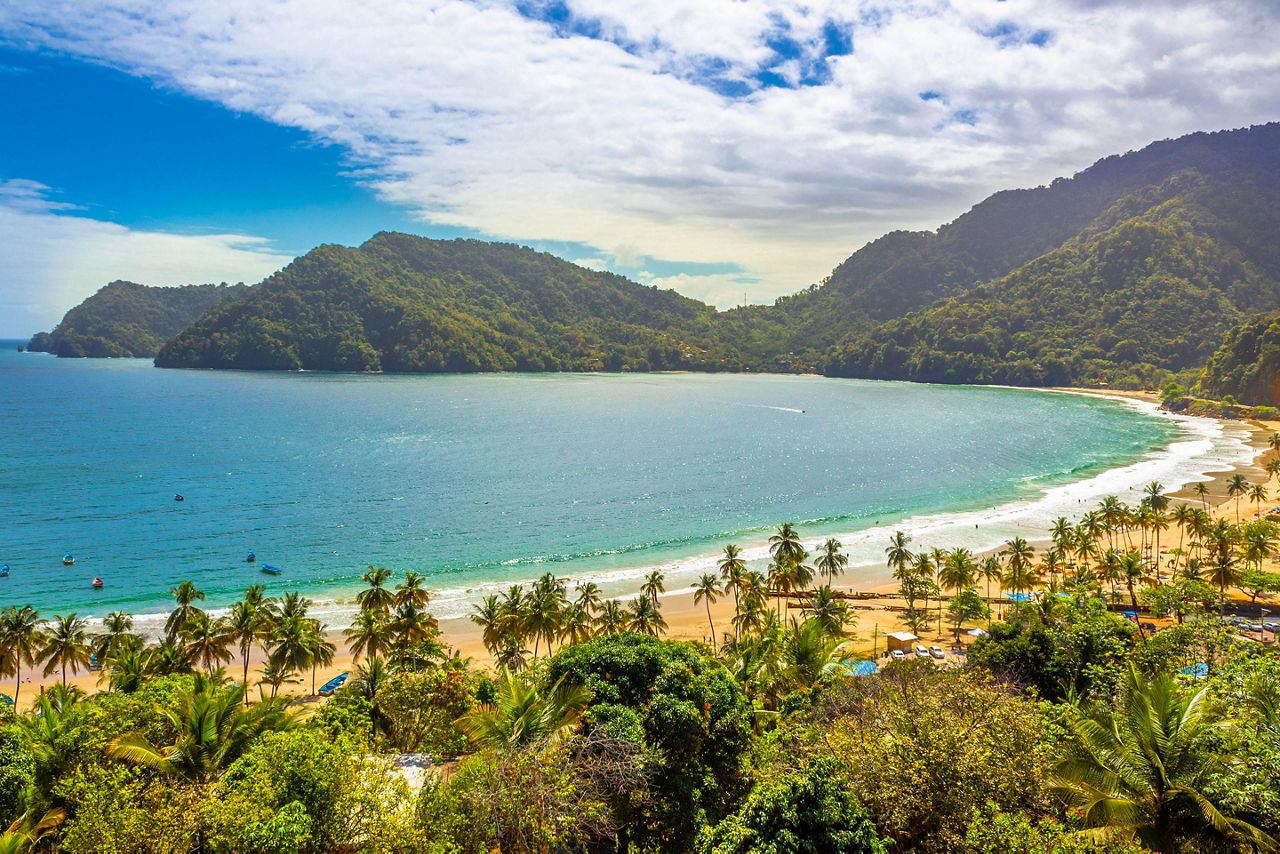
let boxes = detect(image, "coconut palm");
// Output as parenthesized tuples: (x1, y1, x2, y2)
(390, 602, 437, 663)
(884, 531, 912, 578)
(393, 571, 431, 611)
(718, 544, 747, 619)
(226, 599, 271, 696)
(938, 547, 976, 594)
(91, 611, 135, 665)
(1249, 483, 1269, 519)
(1053, 666, 1274, 851)
(593, 600, 628, 636)
(39, 613, 92, 689)
(693, 573, 722, 651)
(1170, 503, 1195, 576)
(814, 538, 848, 585)
(259, 659, 302, 699)
(524, 576, 566, 658)
(801, 585, 850, 636)
(499, 585, 529, 648)
(1226, 474, 1250, 524)
(164, 581, 205, 639)
(106, 677, 298, 782)
(0, 606, 46, 708)
(1241, 521, 1277, 573)
(980, 556, 1003, 624)
(305, 622, 335, 695)
(180, 611, 233, 674)
(912, 551, 937, 616)
(640, 570, 666, 606)
(1118, 550, 1150, 614)
(456, 671, 591, 750)
(344, 608, 392, 665)
(558, 603, 594, 647)
(769, 522, 804, 566)
(268, 613, 316, 693)
(470, 595, 506, 654)
(627, 594, 667, 636)
(1267, 459, 1280, 480)
(494, 643, 532, 673)
(1142, 480, 1168, 512)
(573, 582, 603, 616)
(356, 566, 395, 614)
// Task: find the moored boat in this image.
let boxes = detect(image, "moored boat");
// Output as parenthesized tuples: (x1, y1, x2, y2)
(63, 553, 74, 565)
(261, 564, 282, 575)
(246, 551, 256, 562)
(92, 577, 104, 588)
(174, 494, 184, 502)
(0, 565, 9, 578)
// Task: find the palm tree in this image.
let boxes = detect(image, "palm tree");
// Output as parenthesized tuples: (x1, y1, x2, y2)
(356, 566, 395, 614)
(718, 544, 747, 619)
(814, 538, 847, 585)
(344, 609, 392, 665)
(0, 606, 46, 707)
(456, 671, 591, 750)
(640, 570, 666, 606)
(164, 581, 205, 639)
(769, 523, 804, 566)
(1118, 550, 1149, 614)
(394, 571, 431, 611)
(627, 595, 667, 636)
(693, 573, 721, 651)
(884, 531, 912, 578)
(1053, 666, 1274, 851)
(269, 614, 315, 694)
(980, 556, 1003, 624)
(226, 599, 270, 696)
(470, 595, 506, 654)
(524, 577, 565, 658)
(106, 677, 298, 782)
(573, 582, 603, 616)
(939, 547, 976, 595)
(1249, 482, 1269, 519)
(1270, 431, 1280, 457)
(390, 603, 437, 663)
(801, 586, 850, 636)
(1142, 480, 1168, 513)
(499, 585, 529, 650)
(1191, 481, 1210, 511)
(1171, 503, 1195, 576)
(912, 551, 936, 615)
(594, 600, 627, 636)
(558, 603, 594, 647)
(39, 613, 92, 689)
(180, 611, 233, 674)
(305, 625, 336, 697)
(1226, 474, 1250, 524)
(89, 612, 133, 665)
(1266, 459, 1280, 481)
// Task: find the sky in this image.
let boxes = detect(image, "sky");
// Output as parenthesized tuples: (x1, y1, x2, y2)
(2, 1, 1279, 337)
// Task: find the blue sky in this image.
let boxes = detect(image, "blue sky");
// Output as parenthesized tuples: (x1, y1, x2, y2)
(2, 0, 1279, 336)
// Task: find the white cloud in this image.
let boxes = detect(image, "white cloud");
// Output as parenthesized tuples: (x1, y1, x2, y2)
(2, 0, 1279, 308)
(0, 189, 293, 336)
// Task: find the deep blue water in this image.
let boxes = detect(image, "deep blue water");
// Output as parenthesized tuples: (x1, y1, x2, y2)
(0, 344, 1243, 626)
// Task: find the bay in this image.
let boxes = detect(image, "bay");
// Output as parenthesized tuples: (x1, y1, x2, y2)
(0, 344, 1252, 628)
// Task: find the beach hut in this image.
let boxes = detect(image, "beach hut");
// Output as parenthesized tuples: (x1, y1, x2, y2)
(886, 631, 919, 653)
(966, 628, 989, 638)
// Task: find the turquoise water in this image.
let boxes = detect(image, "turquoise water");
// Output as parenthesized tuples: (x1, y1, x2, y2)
(0, 344, 1245, 627)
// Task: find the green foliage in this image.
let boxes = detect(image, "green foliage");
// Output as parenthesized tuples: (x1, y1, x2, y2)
(814, 666, 1054, 853)
(547, 633, 754, 852)
(376, 667, 476, 754)
(0, 725, 34, 827)
(55, 763, 204, 854)
(1202, 309, 1280, 404)
(964, 804, 1146, 853)
(696, 758, 885, 854)
(27, 281, 246, 358)
(968, 598, 1134, 701)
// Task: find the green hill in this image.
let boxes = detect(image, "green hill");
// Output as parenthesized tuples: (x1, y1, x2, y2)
(823, 125, 1280, 387)
(27, 281, 248, 358)
(1200, 312, 1280, 406)
(155, 234, 740, 372)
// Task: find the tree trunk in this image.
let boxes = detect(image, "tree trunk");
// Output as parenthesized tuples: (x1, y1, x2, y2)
(706, 601, 717, 652)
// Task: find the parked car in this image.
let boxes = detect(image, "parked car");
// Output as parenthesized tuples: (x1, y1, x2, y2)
(914, 645, 931, 658)
(928, 645, 945, 659)
(1263, 622, 1279, 632)
(890, 649, 906, 660)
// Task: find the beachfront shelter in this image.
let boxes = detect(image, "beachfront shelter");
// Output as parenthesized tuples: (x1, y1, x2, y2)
(966, 628, 989, 638)
(886, 631, 919, 652)
(1004, 592, 1034, 602)
(841, 660, 879, 677)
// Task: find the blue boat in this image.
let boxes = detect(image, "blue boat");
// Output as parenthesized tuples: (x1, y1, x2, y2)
(0, 565, 9, 578)
(261, 564, 282, 575)
(246, 551, 256, 563)
(62, 553, 74, 566)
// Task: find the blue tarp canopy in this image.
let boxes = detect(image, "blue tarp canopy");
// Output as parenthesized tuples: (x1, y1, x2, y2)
(1179, 662, 1209, 678)
(1004, 592, 1034, 601)
(840, 660, 878, 677)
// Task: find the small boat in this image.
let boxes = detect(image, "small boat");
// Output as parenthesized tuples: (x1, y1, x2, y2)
(92, 577, 104, 588)
(0, 565, 9, 578)
(260, 564, 282, 575)
(174, 494, 184, 502)
(63, 553, 75, 566)
(246, 552, 256, 563)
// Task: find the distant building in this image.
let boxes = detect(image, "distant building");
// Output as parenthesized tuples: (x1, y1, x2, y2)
(886, 631, 919, 653)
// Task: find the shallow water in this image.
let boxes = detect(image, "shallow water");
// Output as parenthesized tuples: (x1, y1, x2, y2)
(0, 345, 1251, 628)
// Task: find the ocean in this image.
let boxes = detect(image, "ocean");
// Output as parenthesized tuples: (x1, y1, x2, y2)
(0, 343, 1254, 632)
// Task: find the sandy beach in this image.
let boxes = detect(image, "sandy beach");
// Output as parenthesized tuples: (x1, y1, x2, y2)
(8, 392, 1280, 711)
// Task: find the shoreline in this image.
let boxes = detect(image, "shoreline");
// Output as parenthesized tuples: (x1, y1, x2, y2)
(7, 385, 1279, 708)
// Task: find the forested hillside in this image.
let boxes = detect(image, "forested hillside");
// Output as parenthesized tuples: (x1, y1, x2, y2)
(27, 281, 247, 358)
(1200, 312, 1280, 406)
(156, 234, 740, 372)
